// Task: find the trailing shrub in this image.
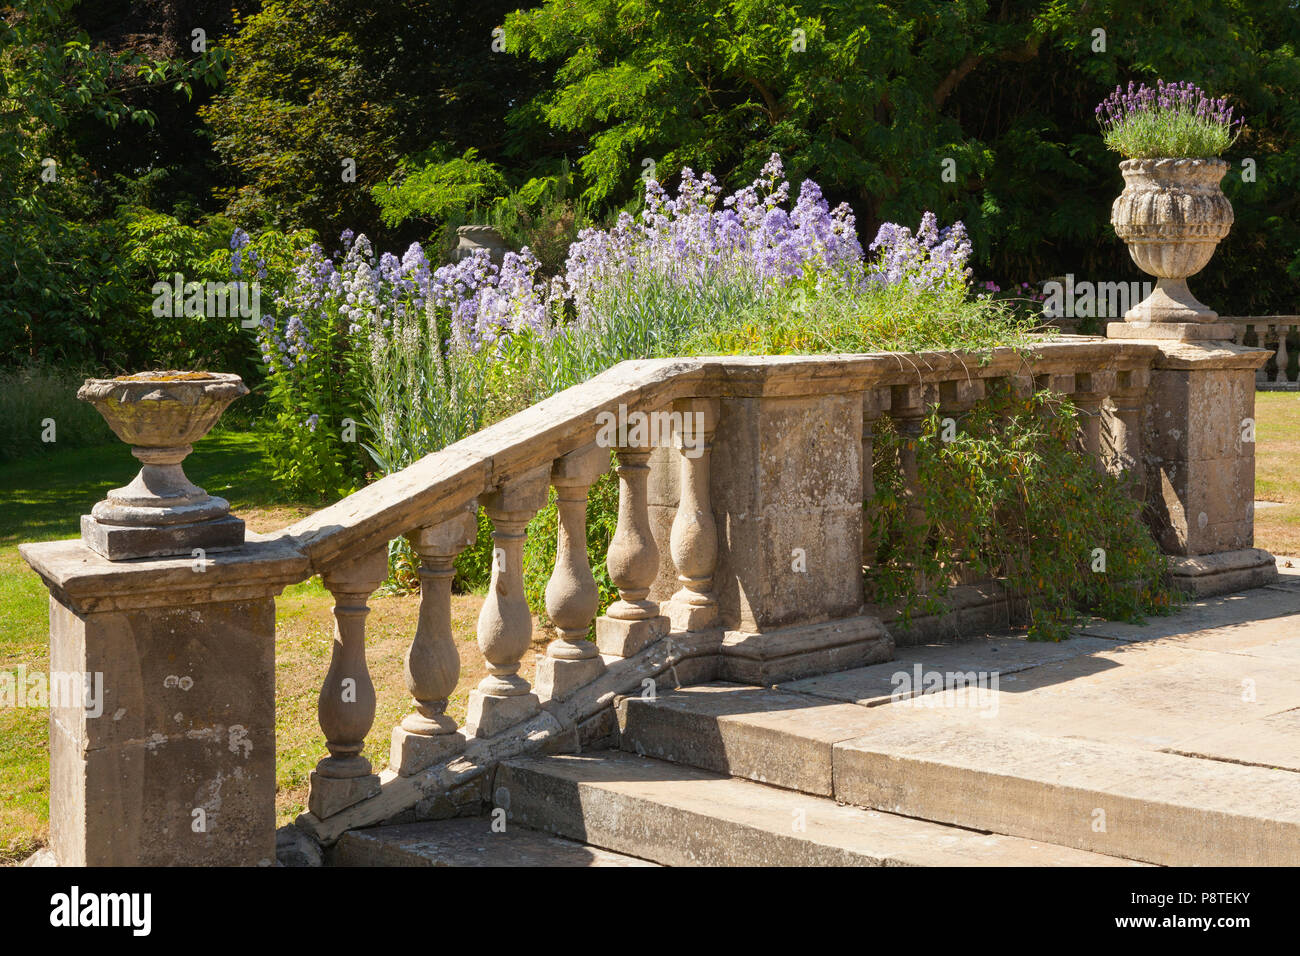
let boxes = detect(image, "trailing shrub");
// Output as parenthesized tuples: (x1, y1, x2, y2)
(867, 383, 1173, 641)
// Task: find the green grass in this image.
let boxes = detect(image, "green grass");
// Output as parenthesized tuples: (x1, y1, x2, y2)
(0, 364, 117, 464)
(1253, 393, 1300, 557)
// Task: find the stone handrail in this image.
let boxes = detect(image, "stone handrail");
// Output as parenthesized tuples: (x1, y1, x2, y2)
(20, 334, 1275, 865)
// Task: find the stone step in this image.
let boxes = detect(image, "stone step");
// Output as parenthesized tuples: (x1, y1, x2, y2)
(495, 751, 1144, 867)
(330, 816, 659, 867)
(617, 682, 877, 795)
(835, 721, 1300, 867)
(617, 683, 1300, 866)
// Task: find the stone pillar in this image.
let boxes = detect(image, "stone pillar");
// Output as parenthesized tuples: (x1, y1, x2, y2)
(711, 381, 892, 684)
(389, 503, 478, 776)
(18, 538, 306, 866)
(311, 547, 389, 819)
(1137, 340, 1276, 595)
(466, 463, 551, 738)
(535, 444, 608, 701)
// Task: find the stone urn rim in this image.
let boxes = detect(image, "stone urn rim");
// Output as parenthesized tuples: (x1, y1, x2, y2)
(77, 371, 248, 449)
(456, 224, 505, 240)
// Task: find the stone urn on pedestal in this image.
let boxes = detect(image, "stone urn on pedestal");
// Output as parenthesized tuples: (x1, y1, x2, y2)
(1108, 157, 1234, 341)
(77, 371, 249, 560)
(454, 224, 508, 267)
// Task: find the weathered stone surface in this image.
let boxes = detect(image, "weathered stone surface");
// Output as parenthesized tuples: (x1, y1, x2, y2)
(331, 817, 658, 867)
(1140, 341, 1272, 557)
(80, 512, 245, 561)
(496, 752, 1142, 867)
(19, 537, 308, 613)
(275, 825, 323, 867)
(619, 684, 880, 795)
(711, 392, 864, 634)
(464, 690, 541, 739)
(595, 613, 666, 657)
(535, 655, 605, 702)
(880, 582, 1010, 646)
(780, 634, 1121, 706)
(390, 728, 466, 777)
(1167, 547, 1278, 596)
(1106, 321, 1235, 342)
(46, 593, 277, 866)
(309, 771, 381, 819)
(834, 722, 1300, 866)
(720, 614, 892, 685)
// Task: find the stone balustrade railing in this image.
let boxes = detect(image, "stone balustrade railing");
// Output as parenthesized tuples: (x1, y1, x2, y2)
(20, 335, 1275, 866)
(1223, 316, 1299, 386)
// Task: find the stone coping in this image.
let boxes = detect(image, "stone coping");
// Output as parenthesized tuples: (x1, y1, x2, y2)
(18, 338, 1262, 601)
(18, 535, 309, 613)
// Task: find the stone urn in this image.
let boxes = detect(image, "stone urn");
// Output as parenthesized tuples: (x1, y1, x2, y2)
(1108, 158, 1234, 340)
(77, 371, 248, 560)
(454, 224, 508, 267)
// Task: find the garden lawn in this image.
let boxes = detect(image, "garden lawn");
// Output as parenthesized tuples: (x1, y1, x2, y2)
(1252, 392, 1300, 559)
(2, 392, 1297, 862)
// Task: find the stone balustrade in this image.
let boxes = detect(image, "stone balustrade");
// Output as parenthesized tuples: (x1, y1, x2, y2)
(1224, 316, 1299, 386)
(19, 337, 1276, 865)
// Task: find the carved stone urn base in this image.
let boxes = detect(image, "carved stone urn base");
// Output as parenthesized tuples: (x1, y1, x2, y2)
(1106, 321, 1235, 342)
(1123, 275, 1221, 324)
(80, 513, 245, 561)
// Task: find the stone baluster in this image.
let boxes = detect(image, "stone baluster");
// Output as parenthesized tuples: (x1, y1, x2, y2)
(1271, 322, 1288, 384)
(861, 387, 890, 566)
(535, 444, 609, 701)
(1109, 367, 1150, 501)
(1254, 324, 1270, 385)
(310, 547, 389, 819)
(1277, 323, 1294, 384)
(937, 377, 987, 584)
(388, 503, 478, 776)
(596, 424, 667, 657)
(666, 397, 721, 631)
(466, 463, 551, 738)
(1069, 370, 1117, 468)
(889, 384, 931, 588)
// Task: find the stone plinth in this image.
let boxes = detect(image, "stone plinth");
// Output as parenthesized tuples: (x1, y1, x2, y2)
(18, 537, 307, 866)
(706, 384, 892, 681)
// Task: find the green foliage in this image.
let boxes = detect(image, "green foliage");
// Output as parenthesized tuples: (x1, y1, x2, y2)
(501, 0, 1300, 312)
(372, 148, 508, 230)
(868, 385, 1174, 641)
(1101, 110, 1237, 160)
(0, 363, 114, 463)
(0, 0, 229, 366)
(681, 282, 1041, 356)
(201, 0, 544, 242)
